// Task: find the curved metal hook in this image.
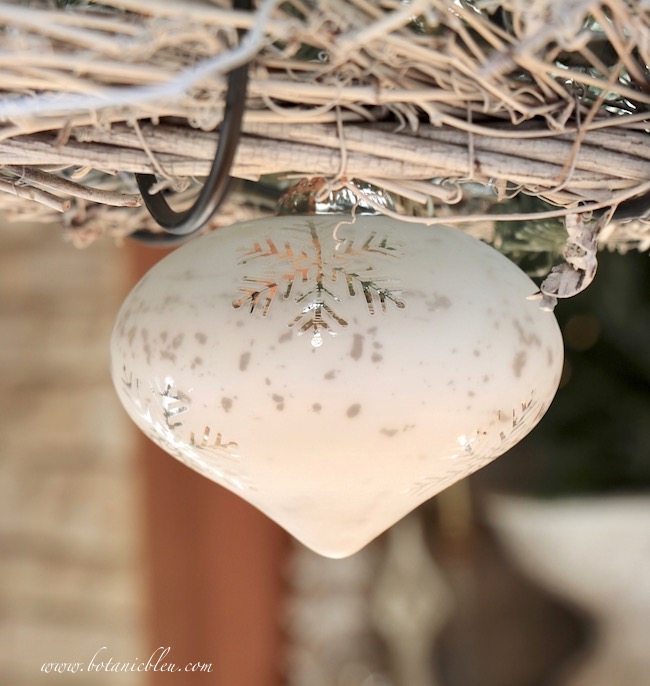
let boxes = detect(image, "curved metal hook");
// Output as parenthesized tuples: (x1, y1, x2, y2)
(130, 0, 252, 246)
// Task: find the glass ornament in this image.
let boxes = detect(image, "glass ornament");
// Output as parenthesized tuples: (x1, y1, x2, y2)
(111, 214, 563, 557)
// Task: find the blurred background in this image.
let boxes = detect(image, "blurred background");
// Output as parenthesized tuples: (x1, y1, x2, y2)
(1, 219, 648, 686)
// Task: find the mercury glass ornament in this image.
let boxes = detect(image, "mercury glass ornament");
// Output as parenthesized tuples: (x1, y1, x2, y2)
(111, 214, 564, 557)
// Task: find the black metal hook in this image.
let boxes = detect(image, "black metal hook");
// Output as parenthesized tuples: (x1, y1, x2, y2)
(130, 0, 252, 246)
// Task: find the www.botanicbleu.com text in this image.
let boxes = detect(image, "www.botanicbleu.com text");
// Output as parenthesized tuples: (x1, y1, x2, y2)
(41, 647, 212, 674)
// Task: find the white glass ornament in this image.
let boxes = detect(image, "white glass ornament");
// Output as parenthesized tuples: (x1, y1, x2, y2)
(111, 215, 563, 557)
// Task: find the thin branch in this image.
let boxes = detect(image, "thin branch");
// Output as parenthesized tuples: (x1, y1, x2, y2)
(3, 166, 142, 207)
(0, 177, 70, 212)
(0, 0, 282, 120)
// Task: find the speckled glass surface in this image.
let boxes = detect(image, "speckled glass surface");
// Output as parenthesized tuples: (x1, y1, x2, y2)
(111, 215, 564, 557)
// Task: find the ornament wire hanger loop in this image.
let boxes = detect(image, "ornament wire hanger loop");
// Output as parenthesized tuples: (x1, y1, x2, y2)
(130, 0, 252, 246)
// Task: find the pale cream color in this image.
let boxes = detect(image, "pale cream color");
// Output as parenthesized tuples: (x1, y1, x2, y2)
(111, 215, 563, 557)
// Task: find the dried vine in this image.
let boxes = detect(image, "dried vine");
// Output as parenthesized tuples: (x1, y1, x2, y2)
(0, 0, 648, 252)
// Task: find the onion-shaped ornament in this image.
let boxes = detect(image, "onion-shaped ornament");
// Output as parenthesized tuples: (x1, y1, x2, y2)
(111, 214, 563, 557)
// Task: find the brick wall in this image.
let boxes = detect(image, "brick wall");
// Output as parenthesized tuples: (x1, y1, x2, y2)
(0, 222, 145, 684)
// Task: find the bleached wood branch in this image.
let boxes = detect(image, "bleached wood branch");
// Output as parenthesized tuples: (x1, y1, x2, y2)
(2, 122, 647, 202)
(0, 0, 649, 254)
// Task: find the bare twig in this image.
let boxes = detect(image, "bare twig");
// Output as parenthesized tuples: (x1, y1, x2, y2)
(0, 177, 70, 212)
(3, 166, 141, 207)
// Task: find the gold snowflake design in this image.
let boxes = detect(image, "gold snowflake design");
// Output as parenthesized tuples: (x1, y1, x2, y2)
(232, 221, 406, 346)
(119, 366, 252, 490)
(406, 394, 549, 500)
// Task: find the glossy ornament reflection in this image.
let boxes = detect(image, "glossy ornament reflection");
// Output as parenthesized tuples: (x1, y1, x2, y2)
(111, 215, 564, 557)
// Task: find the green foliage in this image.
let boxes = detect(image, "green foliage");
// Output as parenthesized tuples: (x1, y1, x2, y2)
(493, 195, 568, 277)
